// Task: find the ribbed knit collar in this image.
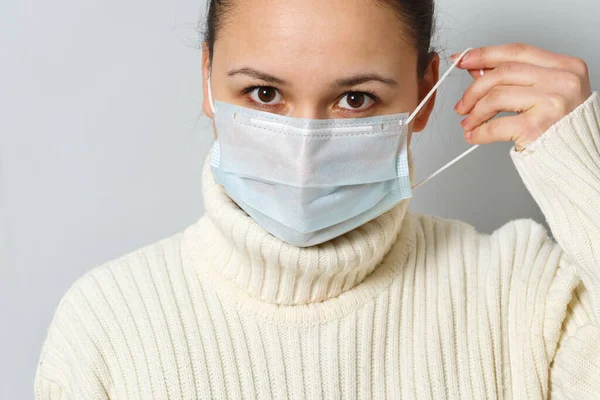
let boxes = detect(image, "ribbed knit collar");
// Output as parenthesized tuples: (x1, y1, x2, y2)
(184, 148, 416, 307)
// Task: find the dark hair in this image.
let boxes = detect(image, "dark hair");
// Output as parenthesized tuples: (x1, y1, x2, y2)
(200, 0, 436, 80)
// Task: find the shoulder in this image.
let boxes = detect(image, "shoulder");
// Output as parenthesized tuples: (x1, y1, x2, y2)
(413, 211, 551, 238)
(413, 213, 587, 337)
(37, 228, 186, 371)
(36, 227, 189, 394)
(410, 211, 559, 259)
(409, 211, 571, 308)
(408, 211, 556, 258)
(60, 229, 185, 311)
(410, 212, 585, 349)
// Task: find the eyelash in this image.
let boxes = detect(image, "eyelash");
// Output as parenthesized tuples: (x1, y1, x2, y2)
(348, 90, 380, 105)
(241, 85, 381, 112)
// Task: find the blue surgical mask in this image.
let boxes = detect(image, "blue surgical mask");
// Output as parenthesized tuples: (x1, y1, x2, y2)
(206, 48, 478, 247)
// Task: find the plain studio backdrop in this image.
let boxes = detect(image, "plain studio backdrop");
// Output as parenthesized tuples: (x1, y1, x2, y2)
(1, 0, 597, 397)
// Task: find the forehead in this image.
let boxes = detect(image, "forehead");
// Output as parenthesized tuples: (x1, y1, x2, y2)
(212, 0, 416, 80)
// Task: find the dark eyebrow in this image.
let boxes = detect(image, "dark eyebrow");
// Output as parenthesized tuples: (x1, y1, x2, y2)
(227, 68, 398, 88)
(227, 67, 288, 85)
(331, 74, 399, 88)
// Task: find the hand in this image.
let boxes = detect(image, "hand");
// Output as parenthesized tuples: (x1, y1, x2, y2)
(450, 43, 592, 151)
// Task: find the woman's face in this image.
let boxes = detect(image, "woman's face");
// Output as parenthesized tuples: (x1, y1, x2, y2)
(202, 0, 440, 142)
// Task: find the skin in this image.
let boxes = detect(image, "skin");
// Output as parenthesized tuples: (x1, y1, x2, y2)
(201, 0, 440, 144)
(451, 43, 592, 151)
(201, 0, 593, 153)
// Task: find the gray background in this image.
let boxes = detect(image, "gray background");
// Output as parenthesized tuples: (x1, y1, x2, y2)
(1, 0, 597, 398)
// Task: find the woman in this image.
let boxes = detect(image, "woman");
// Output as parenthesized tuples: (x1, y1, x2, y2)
(35, 0, 600, 398)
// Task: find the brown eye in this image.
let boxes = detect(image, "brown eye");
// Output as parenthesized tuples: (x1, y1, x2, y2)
(347, 93, 365, 108)
(338, 92, 374, 110)
(249, 86, 283, 105)
(258, 87, 276, 102)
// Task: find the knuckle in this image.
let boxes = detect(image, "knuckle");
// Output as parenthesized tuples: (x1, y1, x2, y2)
(461, 90, 473, 108)
(469, 102, 482, 119)
(485, 120, 497, 136)
(573, 57, 589, 78)
(473, 123, 486, 141)
(563, 72, 583, 91)
(510, 125, 522, 142)
(511, 42, 529, 55)
(478, 46, 487, 59)
(464, 84, 483, 106)
(547, 93, 568, 115)
(499, 62, 512, 74)
(488, 86, 504, 103)
(462, 84, 475, 101)
(499, 62, 519, 77)
(525, 115, 545, 136)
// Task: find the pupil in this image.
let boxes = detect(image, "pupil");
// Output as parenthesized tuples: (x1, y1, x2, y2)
(258, 87, 276, 103)
(347, 93, 365, 108)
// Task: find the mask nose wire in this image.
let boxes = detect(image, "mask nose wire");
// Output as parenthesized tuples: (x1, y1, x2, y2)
(208, 49, 479, 191)
(406, 47, 482, 191)
(207, 73, 217, 114)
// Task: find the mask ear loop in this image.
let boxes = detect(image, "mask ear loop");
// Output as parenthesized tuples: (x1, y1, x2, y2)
(207, 72, 217, 114)
(406, 47, 481, 191)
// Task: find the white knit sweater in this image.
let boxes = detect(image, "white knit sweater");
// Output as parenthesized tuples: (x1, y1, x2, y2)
(35, 92, 600, 399)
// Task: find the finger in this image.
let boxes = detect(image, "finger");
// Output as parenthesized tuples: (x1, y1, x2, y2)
(465, 113, 532, 146)
(461, 85, 540, 132)
(454, 43, 585, 74)
(466, 68, 492, 79)
(456, 62, 576, 115)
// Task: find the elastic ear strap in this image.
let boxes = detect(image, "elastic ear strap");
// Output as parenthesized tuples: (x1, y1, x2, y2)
(405, 47, 474, 125)
(410, 143, 479, 191)
(207, 74, 217, 114)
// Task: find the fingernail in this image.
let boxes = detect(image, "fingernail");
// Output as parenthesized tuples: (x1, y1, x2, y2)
(461, 117, 469, 127)
(465, 130, 472, 140)
(454, 99, 463, 112)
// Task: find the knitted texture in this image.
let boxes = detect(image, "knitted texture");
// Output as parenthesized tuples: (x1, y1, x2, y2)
(35, 92, 600, 399)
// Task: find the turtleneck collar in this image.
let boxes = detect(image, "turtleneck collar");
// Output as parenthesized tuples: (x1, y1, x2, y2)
(184, 148, 416, 307)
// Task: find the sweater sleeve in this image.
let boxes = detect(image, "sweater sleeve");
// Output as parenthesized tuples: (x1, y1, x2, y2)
(509, 90, 600, 321)
(509, 91, 600, 398)
(34, 378, 69, 400)
(34, 278, 109, 400)
(548, 272, 600, 398)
